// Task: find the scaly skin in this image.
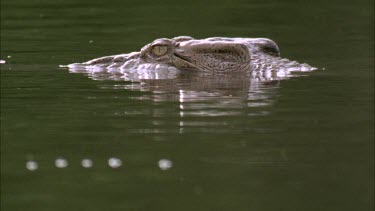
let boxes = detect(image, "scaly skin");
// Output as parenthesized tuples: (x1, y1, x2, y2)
(65, 36, 317, 81)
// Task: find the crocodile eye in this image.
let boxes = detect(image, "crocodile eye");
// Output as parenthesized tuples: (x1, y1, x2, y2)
(152, 45, 168, 56)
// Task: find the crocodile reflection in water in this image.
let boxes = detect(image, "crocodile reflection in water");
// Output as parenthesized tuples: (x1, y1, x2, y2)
(63, 36, 317, 117)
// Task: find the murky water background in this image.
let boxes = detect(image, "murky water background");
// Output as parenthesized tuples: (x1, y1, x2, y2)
(1, 0, 373, 210)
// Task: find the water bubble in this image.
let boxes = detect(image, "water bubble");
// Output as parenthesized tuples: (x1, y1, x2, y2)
(55, 158, 68, 168)
(158, 159, 173, 170)
(81, 158, 93, 168)
(7, 55, 11, 58)
(26, 160, 38, 171)
(89, 40, 94, 44)
(108, 157, 122, 168)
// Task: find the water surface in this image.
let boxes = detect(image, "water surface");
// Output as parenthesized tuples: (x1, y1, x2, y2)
(1, 0, 373, 210)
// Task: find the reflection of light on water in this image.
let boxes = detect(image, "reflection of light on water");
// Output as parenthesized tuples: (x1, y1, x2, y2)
(247, 111, 270, 116)
(81, 158, 93, 168)
(158, 159, 173, 170)
(179, 90, 185, 102)
(26, 160, 38, 171)
(55, 158, 68, 168)
(108, 157, 122, 168)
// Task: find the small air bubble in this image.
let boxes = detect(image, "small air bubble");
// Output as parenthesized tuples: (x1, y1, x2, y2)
(81, 158, 93, 168)
(158, 159, 173, 170)
(108, 157, 122, 168)
(26, 160, 38, 171)
(55, 158, 68, 168)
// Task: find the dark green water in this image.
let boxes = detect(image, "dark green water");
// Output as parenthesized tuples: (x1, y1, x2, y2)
(1, 0, 373, 210)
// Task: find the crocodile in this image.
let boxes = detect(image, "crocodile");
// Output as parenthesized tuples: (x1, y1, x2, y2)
(65, 36, 317, 81)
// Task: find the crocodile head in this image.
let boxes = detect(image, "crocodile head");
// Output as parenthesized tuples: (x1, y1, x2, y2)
(65, 36, 316, 80)
(139, 36, 254, 72)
